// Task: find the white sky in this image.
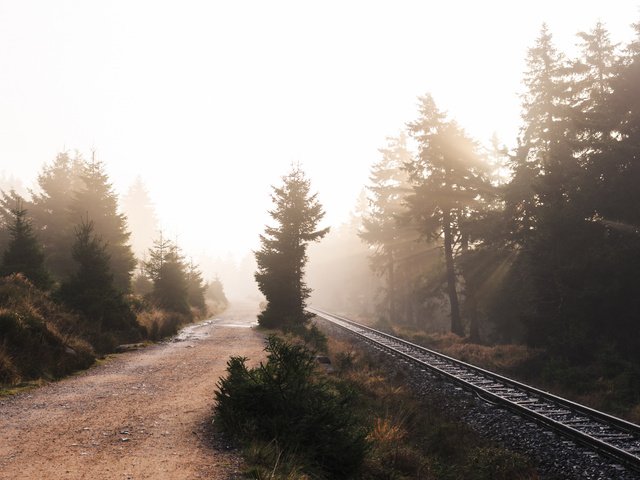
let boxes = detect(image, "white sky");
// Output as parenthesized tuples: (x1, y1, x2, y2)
(0, 1, 638, 260)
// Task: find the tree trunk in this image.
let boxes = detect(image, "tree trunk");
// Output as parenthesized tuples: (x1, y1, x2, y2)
(467, 290, 480, 342)
(461, 231, 480, 343)
(443, 209, 463, 336)
(387, 248, 396, 322)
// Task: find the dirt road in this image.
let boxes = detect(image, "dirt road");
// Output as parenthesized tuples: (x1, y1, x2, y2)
(0, 303, 265, 480)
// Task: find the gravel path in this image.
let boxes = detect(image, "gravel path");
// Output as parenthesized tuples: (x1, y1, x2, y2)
(0, 303, 265, 480)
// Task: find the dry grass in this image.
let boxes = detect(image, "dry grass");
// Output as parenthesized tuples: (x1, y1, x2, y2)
(376, 325, 640, 423)
(323, 335, 538, 480)
(0, 274, 96, 386)
(136, 308, 188, 340)
(0, 346, 20, 385)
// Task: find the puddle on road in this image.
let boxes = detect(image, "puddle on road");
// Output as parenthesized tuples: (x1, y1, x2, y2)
(171, 318, 257, 343)
(214, 323, 257, 328)
(172, 320, 212, 342)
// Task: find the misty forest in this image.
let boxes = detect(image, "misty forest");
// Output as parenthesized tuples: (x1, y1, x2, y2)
(311, 21, 640, 411)
(2, 12, 640, 480)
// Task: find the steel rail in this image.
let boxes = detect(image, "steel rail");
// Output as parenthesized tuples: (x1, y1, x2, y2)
(308, 307, 640, 473)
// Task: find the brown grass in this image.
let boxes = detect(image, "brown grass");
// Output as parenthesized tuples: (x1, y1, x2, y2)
(323, 335, 538, 480)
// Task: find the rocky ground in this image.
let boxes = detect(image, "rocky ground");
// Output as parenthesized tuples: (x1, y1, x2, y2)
(0, 303, 266, 480)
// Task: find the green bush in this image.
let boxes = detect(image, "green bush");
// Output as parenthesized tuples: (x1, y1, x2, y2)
(214, 335, 368, 479)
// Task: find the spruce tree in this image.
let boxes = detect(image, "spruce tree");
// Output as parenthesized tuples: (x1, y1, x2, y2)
(255, 166, 329, 329)
(69, 157, 136, 292)
(0, 199, 52, 290)
(186, 259, 206, 311)
(360, 133, 417, 323)
(30, 151, 84, 281)
(59, 218, 136, 333)
(406, 94, 489, 336)
(144, 235, 190, 314)
(505, 24, 575, 241)
(121, 177, 160, 258)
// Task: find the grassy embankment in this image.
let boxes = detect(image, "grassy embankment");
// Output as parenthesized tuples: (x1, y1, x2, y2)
(0, 274, 219, 393)
(212, 328, 537, 479)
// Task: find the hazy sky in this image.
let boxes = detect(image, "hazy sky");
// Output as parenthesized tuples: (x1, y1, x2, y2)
(0, 1, 638, 260)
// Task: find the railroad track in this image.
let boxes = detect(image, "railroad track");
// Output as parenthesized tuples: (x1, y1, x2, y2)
(308, 307, 640, 474)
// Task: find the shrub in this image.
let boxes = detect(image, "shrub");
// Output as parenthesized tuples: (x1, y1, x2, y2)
(0, 274, 95, 384)
(136, 308, 188, 340)
(0, 346, 20, 385)
(214, 335, 368, 479)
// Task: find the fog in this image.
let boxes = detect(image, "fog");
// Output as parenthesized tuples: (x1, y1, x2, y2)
(1, 1, 637, 264)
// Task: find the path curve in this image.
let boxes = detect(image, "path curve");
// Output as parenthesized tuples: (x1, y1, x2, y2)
(0, 303, 265, 480)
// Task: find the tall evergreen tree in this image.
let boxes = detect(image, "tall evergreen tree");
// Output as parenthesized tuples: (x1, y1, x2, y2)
(255, 166, 329, 329)
(498, 25, 583, 347)
(29, 151, 84, 280)
(573, 21, 619, 158)
(406, 94, 489, 336)
(186, 259, 207, 311)
(505, 24, 574, 243)
(121, 176, 160, 258)
(0, 199, 51, 290)
(69, 157, 136, 292)
(144, 235, 190, 314)
(360, 134, 421, 324)
(58, 218, 136, 334)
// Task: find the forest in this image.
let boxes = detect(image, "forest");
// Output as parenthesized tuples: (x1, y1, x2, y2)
(0, 153, 228, 385)
(308, 21, 640, 419)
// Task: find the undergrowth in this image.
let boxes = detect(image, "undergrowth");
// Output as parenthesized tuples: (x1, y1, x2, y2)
(214, 335, 368, 479)
(328, 336, 537, 480)
(383, 325, 640, 424)
(213, 328, 537, 479)
(0, 274, 95, 385)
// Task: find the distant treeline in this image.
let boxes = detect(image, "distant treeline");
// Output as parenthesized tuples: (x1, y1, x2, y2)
(318, 22, 640, 365)
(0, 153, 228, 385)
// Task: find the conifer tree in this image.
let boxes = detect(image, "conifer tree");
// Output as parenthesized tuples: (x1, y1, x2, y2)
(255, 166, 329, 329)
(59, 218, 136, 333)
(144, 235, 190, 314)
(69, 156, 136, 292)
(406, 95, 489, 336)
(360, 133, 416, 323)
(29, 152, 84, 280)
(0, 199, 52, 290)
(186, 259, 206, 311)
(573, 21, 619, 157)
(205, 277, 229, 308)
(121, 177, 160, 258)
(503, 25, 575, 250)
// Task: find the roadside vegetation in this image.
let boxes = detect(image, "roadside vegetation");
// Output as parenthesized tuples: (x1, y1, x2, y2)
(215, 163, 536, 479)
(213, 333, 537, 479)
(0, 152, 227, 389)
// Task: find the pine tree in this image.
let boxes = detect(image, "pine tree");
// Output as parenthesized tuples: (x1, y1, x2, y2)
(121, 177, 160, 258)
(255, 166, 329, 329)
(205, 277, 229, 309)
(144, 235, 190, 314)
(360, 133, 417, 323)
(573, 21, 619, 157)
(29, 151, 84, 280)
(505, 24, 575, 243)
(0, 198, 52, 290)
(406, 94, 489, 336)
(186, 259, 206, 311)
(59, 218, 137, 334)
(69, 156, 136, 292)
